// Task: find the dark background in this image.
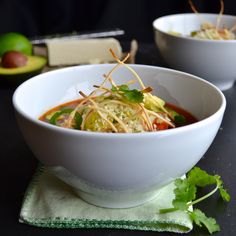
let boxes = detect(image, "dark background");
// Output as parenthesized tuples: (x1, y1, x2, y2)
(1, 0, 236, 42)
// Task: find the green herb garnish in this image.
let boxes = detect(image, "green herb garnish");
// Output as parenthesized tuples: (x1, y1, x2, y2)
(159, 167, 230, 234)
(74, 112, 83, 129)
(174, 114, 186, 125)
(49, 111, 62, 125)
(123, 89, 144, 103)
(119, 84, 130, 91)
(112, 84, 144, 103)
(49, 107, 83, 129)
(111, 85, 118, 92)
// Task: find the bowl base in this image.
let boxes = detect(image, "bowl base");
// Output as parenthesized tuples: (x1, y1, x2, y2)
(74, 188, 161, 209)
(48, 166, 163, 209)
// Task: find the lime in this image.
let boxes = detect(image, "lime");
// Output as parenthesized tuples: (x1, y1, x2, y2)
(0, 32, 32, 57)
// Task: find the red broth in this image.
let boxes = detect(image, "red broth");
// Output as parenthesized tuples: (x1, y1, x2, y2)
(39, 98, 197, 131)
(165, 103, 197, 126)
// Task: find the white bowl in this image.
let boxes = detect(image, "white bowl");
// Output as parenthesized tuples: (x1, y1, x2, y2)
(153, 13, 236, 91)
(13, 64, 226, 208)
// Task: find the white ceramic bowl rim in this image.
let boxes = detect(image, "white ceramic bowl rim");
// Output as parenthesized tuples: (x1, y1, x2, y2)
(12, 64, 226, 138)
(153, 13, 236, 43)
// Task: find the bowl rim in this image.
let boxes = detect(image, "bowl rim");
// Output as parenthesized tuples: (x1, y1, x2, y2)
(12, 64, 226, 138)
(153, 12, 236, 43)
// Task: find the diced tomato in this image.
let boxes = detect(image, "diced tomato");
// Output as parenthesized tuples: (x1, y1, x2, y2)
(156, 122, 169, 130)
(153, 119, 169, 130)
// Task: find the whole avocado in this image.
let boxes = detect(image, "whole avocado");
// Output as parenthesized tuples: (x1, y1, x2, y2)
(0, 32, 32, 57)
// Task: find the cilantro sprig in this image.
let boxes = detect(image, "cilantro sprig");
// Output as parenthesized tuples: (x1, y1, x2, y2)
(111, 84, 144, 103)
(160, 167, 230, 234)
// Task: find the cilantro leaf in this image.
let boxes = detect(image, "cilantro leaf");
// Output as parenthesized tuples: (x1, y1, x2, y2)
(172, 178, 196, 210)
(74, 112, 83, 129)
(111, 84, 144, 103)
(159, 167, 230, 234)
(219, 188, 230, 202)
(118, 84, 129, 91)
(123, 89, 144, 103)
(111, 85, 118, 92)
(190, 209, 220, 234)
(174, 114, 186, 125)
(49, 111, 62, 125)
(187, 167, 216, 187)
(215, 175, 230, 202)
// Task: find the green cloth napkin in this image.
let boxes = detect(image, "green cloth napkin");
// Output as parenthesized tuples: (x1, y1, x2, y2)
(19, 166, 193, 233)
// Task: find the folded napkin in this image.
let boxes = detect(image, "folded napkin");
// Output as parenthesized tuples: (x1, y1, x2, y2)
(19, 166, 193, 233)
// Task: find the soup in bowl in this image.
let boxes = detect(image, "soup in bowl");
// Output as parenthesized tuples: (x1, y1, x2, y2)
(13, 64, 226, 208)
(153, 13, 236, 91)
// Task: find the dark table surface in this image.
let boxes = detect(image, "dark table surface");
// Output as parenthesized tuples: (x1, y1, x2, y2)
(0, 43, 235, 236)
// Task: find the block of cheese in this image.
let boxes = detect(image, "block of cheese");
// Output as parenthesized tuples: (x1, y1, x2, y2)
(46, 38, 122, 66)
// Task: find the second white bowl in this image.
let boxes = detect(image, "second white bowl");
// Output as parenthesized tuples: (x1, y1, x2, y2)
(153, 13, 236, 90)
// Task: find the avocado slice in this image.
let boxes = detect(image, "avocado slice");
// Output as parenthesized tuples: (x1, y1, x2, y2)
(0, 55, 47, 86)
